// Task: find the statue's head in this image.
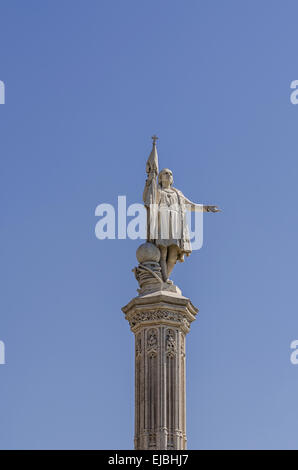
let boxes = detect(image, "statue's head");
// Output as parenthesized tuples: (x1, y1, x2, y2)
(158, 168, 173, 187)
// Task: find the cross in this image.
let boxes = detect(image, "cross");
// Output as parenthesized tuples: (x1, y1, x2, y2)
(152, 135, 158, 144)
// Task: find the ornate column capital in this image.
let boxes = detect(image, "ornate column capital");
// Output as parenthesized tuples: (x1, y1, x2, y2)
(122, 291, 198, 335)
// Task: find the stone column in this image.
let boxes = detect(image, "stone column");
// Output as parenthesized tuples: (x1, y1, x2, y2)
(122, 290, 198, 450)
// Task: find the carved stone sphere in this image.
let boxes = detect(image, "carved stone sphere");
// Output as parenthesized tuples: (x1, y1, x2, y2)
(136, 242, 160, 264)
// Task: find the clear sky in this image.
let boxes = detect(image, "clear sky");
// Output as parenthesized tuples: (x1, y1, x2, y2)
(1, 0, 298, 450)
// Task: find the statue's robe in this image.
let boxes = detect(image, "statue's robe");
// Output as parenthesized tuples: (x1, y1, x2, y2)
(143, 183, 192, 263)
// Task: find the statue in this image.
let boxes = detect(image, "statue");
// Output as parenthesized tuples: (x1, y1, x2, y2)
(142, 136, 220, 283)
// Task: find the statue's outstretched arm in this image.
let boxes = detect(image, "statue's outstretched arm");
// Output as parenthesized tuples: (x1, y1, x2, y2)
(183, 195, 220, 213)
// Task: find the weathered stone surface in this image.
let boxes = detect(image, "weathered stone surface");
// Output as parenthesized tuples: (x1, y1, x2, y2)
(136, 242, 160, 264)
(133, 243, 183, 296)
(122, 290, 198, 450)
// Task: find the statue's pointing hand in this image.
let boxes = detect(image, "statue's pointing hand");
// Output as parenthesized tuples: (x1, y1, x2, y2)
(206, 205, 221, 213)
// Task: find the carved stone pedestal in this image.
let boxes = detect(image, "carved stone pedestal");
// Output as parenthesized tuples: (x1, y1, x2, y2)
(122, 290, 198, 450)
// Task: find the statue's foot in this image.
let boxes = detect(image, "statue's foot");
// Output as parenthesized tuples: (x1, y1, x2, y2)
(165, 279, 173, 285)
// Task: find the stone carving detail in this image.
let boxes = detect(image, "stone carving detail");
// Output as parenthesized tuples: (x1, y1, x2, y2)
(133, 258, 181, 296)
(147, 329, 158, 357)
(180, 335, 185, 359)
(166, 329, 177, 358)
(136, 334, 142, 360)
(133, 260, 163, 292)
(129, 310, 190, 330)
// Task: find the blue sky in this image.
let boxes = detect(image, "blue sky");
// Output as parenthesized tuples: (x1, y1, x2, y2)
(1, 0, 298, 449)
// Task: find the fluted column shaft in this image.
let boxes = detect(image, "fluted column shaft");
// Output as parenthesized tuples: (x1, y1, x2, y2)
(122, 291, 198, 450)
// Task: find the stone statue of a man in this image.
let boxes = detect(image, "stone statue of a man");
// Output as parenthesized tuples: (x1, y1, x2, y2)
(143, 137, 220, 282)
